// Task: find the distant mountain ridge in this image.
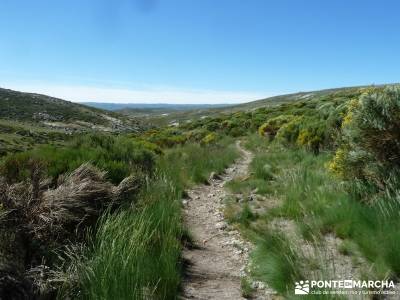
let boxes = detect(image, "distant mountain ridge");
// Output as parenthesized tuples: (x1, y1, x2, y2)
(80, 102, 231, 111)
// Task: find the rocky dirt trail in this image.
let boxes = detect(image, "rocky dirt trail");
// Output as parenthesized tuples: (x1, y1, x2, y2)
(181, 142, 275, 300)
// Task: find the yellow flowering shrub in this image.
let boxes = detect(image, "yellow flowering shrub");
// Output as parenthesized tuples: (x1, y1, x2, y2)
(258, 115, 294, 137)
(201, 133, 218, 145)
(342, 98, 359, 127)
(328, 148, 349, 177)
(276, 116, 303, 144)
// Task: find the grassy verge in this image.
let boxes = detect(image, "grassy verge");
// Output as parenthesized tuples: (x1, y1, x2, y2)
(60, 138, 239, 299)
(226, 134, 400, 297)
(258, 143, 400, 280)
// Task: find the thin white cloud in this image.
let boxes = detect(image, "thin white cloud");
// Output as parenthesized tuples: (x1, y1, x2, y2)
(1, 82, 272, 104)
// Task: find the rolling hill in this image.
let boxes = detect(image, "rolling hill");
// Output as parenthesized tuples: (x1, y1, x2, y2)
(0, 87, 142, 155)
(0, 87, 140, 133)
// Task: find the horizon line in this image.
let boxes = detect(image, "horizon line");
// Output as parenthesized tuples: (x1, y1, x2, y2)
(1, 82, 396, 105)
(0, 82, 272, 105)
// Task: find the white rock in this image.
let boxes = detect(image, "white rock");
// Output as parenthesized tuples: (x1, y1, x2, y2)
(215, 222, 227, 230)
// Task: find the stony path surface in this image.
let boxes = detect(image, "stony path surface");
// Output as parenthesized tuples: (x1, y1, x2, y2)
(181, 142, 274, 300)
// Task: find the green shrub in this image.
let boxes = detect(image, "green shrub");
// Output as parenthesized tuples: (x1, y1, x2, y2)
(329, 86, 400, 196)
(146, 128, 187, 148)
(0, 134, 156, 184)
(201, 132, 218, 145)
(184, 128, 210, 142)
(275, 116, 303, 145)
(0, 152, 40, 183)
(296, 117, 327, 153)
(258, 115, 294, 137)
(204, 121, 221, 131)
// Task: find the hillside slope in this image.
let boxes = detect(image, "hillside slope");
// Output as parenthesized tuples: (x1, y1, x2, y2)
(0, 88, 140, 133)
(125, 85, 384, 126)
(0, 87, 143, 155)
(222, 87, 349, 112)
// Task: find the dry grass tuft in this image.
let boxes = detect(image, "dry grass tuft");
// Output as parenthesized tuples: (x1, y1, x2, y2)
(32, 163, 114, 243)
(0, 162, 143, 298)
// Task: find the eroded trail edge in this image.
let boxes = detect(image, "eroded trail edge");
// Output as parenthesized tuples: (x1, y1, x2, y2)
(181, 142, 268, 299)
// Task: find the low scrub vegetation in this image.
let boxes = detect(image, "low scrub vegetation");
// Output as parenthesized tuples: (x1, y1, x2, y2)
(0, 130, 238, 299)
(60, 138, 238, 299)
(222, 86, 400, 297)
(0, 120, 69, 156)
(1, 134, 157, 184)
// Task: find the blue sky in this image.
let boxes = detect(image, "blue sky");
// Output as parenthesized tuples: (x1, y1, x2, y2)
(0, 0, 399, 103)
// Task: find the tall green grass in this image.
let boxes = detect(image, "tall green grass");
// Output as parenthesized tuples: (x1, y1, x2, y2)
(228, 135, 400, 296)
(261, 145, 400, 278)
(158, 140, 238, 186)
(252, 232, 302, 294)
(320, 193, 400, 278)
(60, 138, 239, 299)
(69, 177, 183, 300)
